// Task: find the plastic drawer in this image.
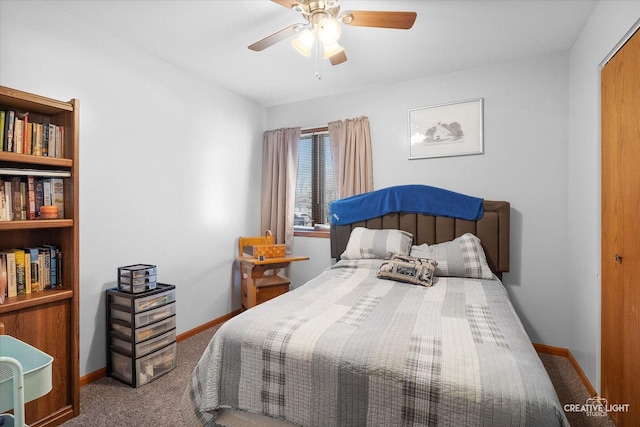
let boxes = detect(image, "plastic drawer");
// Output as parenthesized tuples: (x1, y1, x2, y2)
(111, 329, 176, 358)
(110, 342, 176, 387)
(117, 264, 158, 293)
(111, 315, 176, 342)
(119, 264, 157, 279)
(118, 282, 157, 293)
(110, 302, 175, 328)
(119, 274, 157, 286)
(111, 287, 175, 313)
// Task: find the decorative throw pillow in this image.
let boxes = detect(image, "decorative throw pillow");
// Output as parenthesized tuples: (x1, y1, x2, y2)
(410, 233, 493, 279)
(377, 253, 438, 287)
(340, 227, 413, 260)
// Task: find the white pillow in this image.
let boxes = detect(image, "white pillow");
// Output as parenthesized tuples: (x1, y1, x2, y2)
(340, 227, 413, 260)
(410, 233, 493, 279)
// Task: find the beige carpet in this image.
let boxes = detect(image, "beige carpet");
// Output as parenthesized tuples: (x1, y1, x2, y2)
(59, 325, 220, 427)
(538, 353, 616, 427)
(59, 326, 615, 426)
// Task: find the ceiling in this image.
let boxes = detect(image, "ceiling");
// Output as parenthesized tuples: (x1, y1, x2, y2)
(44, 0, 597, 107)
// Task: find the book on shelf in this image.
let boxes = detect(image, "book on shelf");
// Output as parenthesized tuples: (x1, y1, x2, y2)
(21, 112, 30, 154)
(3, 110, 15, 152)
(13, 116, 24, 154)
(26, 175, 36, 220)
(42, 178, 52, 207)
(10, 176, 22, 221)
(42, 120, 49, 156)
(0, 250, 17, 298)
(13, 248, 26, 295)
(0, 254, 5, 304)
(42, 244, 58, 288)
(24, 247, 41, 292)
(35, 179, 44, 218)
(2, 179, 12, 221)
(56, 249, 63, 287)
(1, 178, 12, 220)
(1, 109, 65, 158)
(24, 248, 31, 294)
(0, 111, 5, 151)
(33, 122, 43, 156)
(0, 181, 5, 221)
(0, 245, 61, 297)
(20, 179, 27, 220)
(39, 246, 50, 290)
(57, 125, 64, 158)
(0, 175, 65, 221)
(50, 177, 64, 218)
(48, 124, 56, 157)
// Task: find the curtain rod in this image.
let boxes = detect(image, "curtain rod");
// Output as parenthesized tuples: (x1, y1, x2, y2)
(302, 126, 328, 134)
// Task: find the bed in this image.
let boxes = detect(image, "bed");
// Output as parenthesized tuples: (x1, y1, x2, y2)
(181, 186, 568, 427)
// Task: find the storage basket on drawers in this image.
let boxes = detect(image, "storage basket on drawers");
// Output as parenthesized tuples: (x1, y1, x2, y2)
(106, 283, 176, 387)
(117, 264, 157, 293)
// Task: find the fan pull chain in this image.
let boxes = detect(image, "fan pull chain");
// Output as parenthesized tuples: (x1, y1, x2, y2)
(315, 40, 322, 80)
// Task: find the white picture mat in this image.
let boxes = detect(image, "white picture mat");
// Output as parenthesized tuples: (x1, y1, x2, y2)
(409, 98, 483, 159)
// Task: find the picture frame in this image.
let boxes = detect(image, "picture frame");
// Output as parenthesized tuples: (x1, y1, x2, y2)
(408, 98, 484, 159)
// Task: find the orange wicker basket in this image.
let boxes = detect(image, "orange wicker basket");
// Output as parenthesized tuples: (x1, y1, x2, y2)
(242, 230, 286, 259)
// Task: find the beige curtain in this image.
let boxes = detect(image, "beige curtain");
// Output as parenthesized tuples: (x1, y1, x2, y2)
(261, 127, 301, 253)
(328, 116, 374, 199)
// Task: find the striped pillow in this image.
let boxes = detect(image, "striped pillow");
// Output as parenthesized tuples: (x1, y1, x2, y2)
(410, 233, 493, 279)
(340, 227, 413, 260)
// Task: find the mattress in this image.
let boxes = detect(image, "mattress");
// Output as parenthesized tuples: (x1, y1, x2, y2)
(181, 259, 568, 427)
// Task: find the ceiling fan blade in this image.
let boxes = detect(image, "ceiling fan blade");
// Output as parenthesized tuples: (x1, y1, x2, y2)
(342, 11, 417, 29)
(248, 25, 298, 51)
(329, 50, 347, 66)
(271, 0, 301, 10)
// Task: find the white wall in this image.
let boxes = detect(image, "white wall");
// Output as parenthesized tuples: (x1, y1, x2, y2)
(0, 1, 265, 376)
(567, 1, 640, 392)
(272, 52, 572, 347)
(290, 236, 332, 288)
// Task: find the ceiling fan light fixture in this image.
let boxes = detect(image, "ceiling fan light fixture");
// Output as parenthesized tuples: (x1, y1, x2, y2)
(317, 16, 341, 45)
(291, 29, 315, 57)
(250, 1, 417, 68)
(322, 42, 344, 59)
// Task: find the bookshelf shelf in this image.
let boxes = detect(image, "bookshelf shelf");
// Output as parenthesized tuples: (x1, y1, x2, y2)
(0, 289, 73, 314)
(0, 151, 73, 168)
(0, 89, 73, 115)
(0, 219, 73, 231)
(0, 85, 79, 427)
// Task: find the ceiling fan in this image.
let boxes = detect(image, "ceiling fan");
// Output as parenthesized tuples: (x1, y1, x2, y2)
(248, 0, 417, 66)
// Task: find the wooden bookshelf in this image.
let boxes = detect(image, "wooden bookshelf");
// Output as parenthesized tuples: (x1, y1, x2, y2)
(0, 85, 79, 426)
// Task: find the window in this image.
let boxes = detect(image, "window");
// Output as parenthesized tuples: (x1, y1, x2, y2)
(295, 128, 336, 233)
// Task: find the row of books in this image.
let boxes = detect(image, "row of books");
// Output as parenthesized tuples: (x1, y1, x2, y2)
(0, 176, 64, 221)
(0, 245, 63, 304)
(1, 109, 65, 158)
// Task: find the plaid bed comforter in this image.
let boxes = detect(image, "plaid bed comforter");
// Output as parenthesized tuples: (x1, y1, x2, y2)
(181, 260, 569, 427)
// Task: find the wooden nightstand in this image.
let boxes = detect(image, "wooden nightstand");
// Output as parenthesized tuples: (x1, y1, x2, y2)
(237, 255, 308, 310)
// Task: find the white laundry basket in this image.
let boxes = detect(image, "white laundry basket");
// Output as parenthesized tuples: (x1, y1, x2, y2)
(0, 335, 54, 427)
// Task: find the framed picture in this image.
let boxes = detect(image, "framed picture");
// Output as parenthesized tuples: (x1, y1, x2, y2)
(409, 98, 484, 159)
